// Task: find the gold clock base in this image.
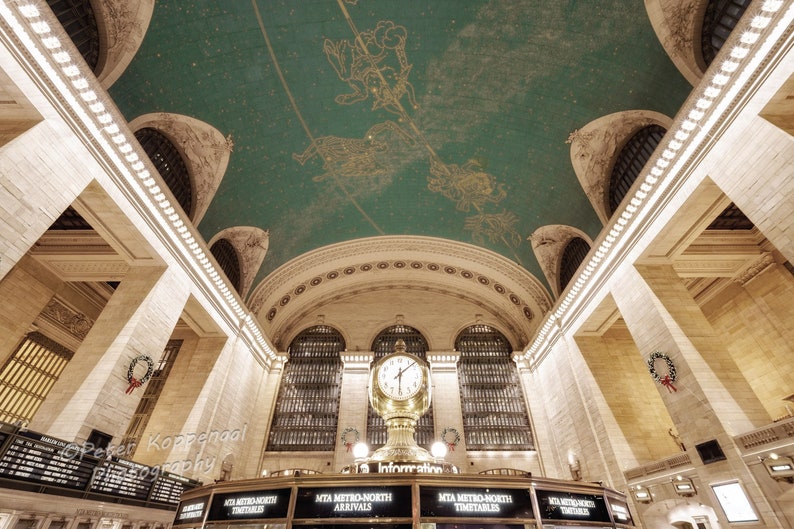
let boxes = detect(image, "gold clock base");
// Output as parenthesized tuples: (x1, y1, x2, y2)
(369, 416, 435, 463)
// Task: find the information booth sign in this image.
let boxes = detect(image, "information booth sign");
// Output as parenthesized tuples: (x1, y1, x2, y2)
(535, 489, 611, 523)
(420, 485, 534, 519)
(606, 496, 633, 526)
(207, 488, 291, 521)
(176, 495, 211, 524)
(294, 486, 412, 519)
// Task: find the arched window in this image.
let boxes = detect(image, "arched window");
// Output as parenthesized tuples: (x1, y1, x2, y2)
(608, 125, 666, 215)
(210, 239, 242, 293)
(46, 0, 100, 71)
(367, 325, 434, 447)
(266, 326, 344, 451)
(134, 127, 193, 217)
(701, 0, 752, 66)
(456, 324, 533, 451)
(0, 332, 74, 424)
(559, 237, 591, 292)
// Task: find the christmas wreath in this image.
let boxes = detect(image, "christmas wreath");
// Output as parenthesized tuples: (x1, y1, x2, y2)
(441, 427, 461, 451)
(647, 351, 677, 392)
(340, 427, 359, 452)
(125, 354, 155, 394)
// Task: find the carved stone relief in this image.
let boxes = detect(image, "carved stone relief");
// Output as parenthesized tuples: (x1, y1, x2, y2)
(645, 0, 703, 86)
(568, 111, 672, 225)
(529, 225, 593, 299)
(93, 0, 155, 88)
(128, 113, 232, 224)
(209, 226, 270, 299)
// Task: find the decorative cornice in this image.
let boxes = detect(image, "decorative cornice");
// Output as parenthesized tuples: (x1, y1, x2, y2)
(41, 298, 94, 340)
(734, 253, 775, 285)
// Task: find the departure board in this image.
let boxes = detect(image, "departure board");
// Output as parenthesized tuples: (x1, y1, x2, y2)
(89, 459, 156, 500)
(0, 431, 95, 489)
(0, 425, 200, 506)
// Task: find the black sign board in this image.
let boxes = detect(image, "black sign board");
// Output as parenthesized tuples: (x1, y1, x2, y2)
(89, 459, 156, 500)
(175, 495, 211, 524)
(294, 486, 412, 519)
(207, 488, 291, 520)
(0, 432, 95, 490)
(151, 476, 192, 504)
(608, 498, 634, 525)
(535, 490, 611, 522)
(420, 486, 534, 519)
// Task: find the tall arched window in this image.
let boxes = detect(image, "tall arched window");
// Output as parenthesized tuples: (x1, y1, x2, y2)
(367, 325, 434, 447)
(701, 0, 751, 66)
(0, 332, 74, 424)
(46, 0, 100, 71)
(134, 127, 193, 217)
(266, 326, 344, 451)
(210, 238, 242, 293)
(559, 237, 591, 293)
(456, 325, 533, 451)
(608, 125, 666, 215)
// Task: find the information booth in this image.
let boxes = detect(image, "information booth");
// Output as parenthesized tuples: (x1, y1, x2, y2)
(172, 472, 635, 529)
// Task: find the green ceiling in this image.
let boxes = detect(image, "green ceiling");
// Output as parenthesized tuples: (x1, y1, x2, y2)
(110, 0, 691, 289)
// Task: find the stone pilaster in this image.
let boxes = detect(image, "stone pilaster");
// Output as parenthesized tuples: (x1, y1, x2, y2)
(334, 351, 373, 470)
(0, 255, 61, 365)
(427, 351, 465, 468)
(613, 263, 778, 527)
(30, 264, 190, 443)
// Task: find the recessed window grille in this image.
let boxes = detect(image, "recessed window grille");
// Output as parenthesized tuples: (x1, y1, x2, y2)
(46, 0, 99, 70)
(135, 127, 193, 217)
(701, 0, 752, 66)
(121, 340, 183, 451)
(49, 206, 92, 230)
(707, 202, 754, 230)
(609, 125, 666, 215)
(0, 332, 74, 424)
(266, 326, 344, 451)
(559, 237, 591, 292)
(456, 324, 533, 451)
(367, 325, 434, 447)
(210, 239, 242, 293)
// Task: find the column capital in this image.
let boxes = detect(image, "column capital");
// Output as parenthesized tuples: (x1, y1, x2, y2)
(341, 350, 374, 370)
(427, 350, 460, 370)
(512, 352, 531, 372)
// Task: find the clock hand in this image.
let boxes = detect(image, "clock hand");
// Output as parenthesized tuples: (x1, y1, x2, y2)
(394, 361, 416, 379)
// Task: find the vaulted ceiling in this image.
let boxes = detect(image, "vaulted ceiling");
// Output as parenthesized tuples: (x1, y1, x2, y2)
(109, 1, 692, 292)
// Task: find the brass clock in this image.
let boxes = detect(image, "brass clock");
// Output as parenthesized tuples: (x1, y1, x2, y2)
(377, 354, 423, 400)
(369, 340, 431, 419)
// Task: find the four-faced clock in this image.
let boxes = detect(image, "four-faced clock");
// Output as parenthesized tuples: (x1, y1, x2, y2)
(377, 354, 423, 400)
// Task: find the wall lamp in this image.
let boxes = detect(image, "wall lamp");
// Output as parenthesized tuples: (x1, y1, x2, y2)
(672, 475, 696, 497)
(761, 453, 794, 483)
(567, 452, 582, 481)
(631, 485, 652, 503)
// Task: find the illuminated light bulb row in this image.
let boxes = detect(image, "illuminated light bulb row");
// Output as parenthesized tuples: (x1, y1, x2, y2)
(13, 2, 277, 360)
(524, 0, 788, 364)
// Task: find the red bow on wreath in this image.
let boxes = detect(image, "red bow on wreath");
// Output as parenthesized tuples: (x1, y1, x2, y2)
(125, 378, 142, 394)
(660, 375, 677, 392)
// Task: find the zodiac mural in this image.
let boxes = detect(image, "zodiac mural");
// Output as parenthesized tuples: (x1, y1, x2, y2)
(289, 9, 523, 258)
(323, 20, 418, 116)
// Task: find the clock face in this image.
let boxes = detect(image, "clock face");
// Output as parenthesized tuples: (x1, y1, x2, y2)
(377, 354, 423, 400)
